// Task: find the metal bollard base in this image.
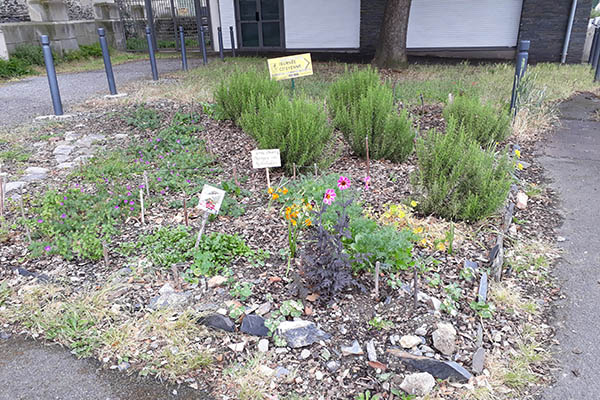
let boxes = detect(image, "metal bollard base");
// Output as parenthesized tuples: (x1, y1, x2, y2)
(104, 93, 128, 99)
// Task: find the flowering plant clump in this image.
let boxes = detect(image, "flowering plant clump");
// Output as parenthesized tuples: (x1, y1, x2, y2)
(271, 184, 312, 259)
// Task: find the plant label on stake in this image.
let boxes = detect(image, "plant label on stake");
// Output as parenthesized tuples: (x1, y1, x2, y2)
(195, 184, 226, 248)
(251, 149, 281, 189)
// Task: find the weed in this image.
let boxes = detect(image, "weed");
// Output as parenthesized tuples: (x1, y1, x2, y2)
(230, 282, 254, 301)
(470, 301, 496, 319)
(0, 147, 31, 163)
(125, 104, 162, 130)
(368, 316, 394, 330)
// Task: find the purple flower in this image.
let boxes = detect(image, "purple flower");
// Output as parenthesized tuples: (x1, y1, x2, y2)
(139, 184, 145, 189)
(60, 214, 66, 219)
(176, 139, 181, 144)
(127, 192, 132, 196)
(160, 190, 165, 195)
(127, 185, 131, 190)
(37, 219, 43, 223)
(129, 200, 134, 205)
(157, 177, 162, 182)
(114, 205, 119, 209)
(186, 179, 190, 183)
(130, 207, 134, 211)
(156, 138, 161, 142)
(60, 202, 64, 206)
(44, 246, 51, 252)
(63, 196, 68, 200)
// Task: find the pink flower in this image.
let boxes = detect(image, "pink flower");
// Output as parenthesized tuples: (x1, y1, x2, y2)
(37, 219, 43, 223)
(364, 176, 371, 190)
(60, 214, 66, 219)
(114, 205, 119, 209)
(337, 176, 350, 191)
(323, 189, 336, 205)
(44, 246, 51, 252)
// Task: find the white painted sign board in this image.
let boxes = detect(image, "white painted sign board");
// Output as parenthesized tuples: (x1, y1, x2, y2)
(197, 184, 226, 215)
(251, 149, 281, 169)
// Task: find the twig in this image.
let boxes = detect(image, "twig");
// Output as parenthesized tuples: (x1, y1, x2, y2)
(365, 135, 370, 180)
(102, 241, 109, 267)
(293, 163, 296, 180)
(183, 196, 189, 227)
(19, 188, 31, 244)
(143, 171, 149, 197)
(374, 261, 380, 301)
(314, 163, 318, 177)
(172, 264, 180, 290)
(413, 266, 418, 308)
(139, 189, 145, 225)
(233, 165, 239, 186)
(0, 173, 5, 218)
(194, 211, 209, 249)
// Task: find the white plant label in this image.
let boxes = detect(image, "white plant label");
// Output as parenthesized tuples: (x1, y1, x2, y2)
(251, 149, 281, 169)
(197, 184, 226, 215)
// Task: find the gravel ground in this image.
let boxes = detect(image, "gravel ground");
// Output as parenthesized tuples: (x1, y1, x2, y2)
(0, 57, 205, 128)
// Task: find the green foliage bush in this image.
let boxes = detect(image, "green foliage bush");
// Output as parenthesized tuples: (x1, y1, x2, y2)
(62, 44, 103, 62)
(11, 44, 45, 66)
(240, 95, 332, 173)
(413, 117, 512, 221)
(214, 70, 282, 123)
(0, 58, 33, 79)
(443, 95, 511, 146)
(125, 104, 162, 130)
(328, 68, 414, 162)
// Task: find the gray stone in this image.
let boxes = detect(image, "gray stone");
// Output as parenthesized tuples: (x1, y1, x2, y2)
(275, 366, 290, 379)
(56, 162, 74, 169)
(476, 323, 483, 347)
(117, 361, 130, 372)
(258, 338, 269, 353)
(478, 272, 488, 303)
(472, 347, 485, 374)
(326, 360, 340, 372)
(72, 155, 93, 165)
(415, 326, 428, 336)
(55, 154, 70, 163)
(240, 315, 269, 337)
(432, 322, 457, 356)
(5, 181, 26, 193)
(400, 335, 422, 349)
(115, 133, 129, 139)
(387, 349, 473, 382)
(64, 132, 80, 141)
(276, 319, 330, 348)
(464, 259, 479, 272)
(201, 314, 235, 332)
(366, 339, 377, 362)
(400, 372, 436, 396)
(300, 349, 311, 360)
(255, 302, 272, 316)
(53, 145, 75, 156)
(148, 284, 191, 310)
(0, 331, 11, 340)
(75, 134, 105, 148)
(341, 340, 363, 356)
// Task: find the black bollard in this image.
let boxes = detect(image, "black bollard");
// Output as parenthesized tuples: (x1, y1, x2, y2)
(593, 34, 600, 71)
(98, 28, 117, 95)
(510, 40, 530, 113)
(200, 29, 208, 65)
(229, 26, 236, 57)
(179, 26, 188, 71)
(145, 26, 159, 81)
(217, 27, 224, 61)
(589, 27, 599, 65)
(40, 35, 63, 116)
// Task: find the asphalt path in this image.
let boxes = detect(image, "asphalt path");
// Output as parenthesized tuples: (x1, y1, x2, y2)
(540, 93, 600, 399)
(0, 57, 201, 128)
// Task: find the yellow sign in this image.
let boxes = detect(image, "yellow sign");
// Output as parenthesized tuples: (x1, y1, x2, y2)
(267, 53, 313, 81)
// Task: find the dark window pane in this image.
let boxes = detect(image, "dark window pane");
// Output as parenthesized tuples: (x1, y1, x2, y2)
(239, 0, 257, 21)
(261, 0, 279, 20)
(241, 23, 259, 47)
(262, 22, 280, 47)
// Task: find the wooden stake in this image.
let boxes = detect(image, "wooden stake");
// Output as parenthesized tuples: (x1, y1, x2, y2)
(265, 168, 271, 189)
(233, 165, 239, 186)
(143, 172, 149, 197)
(0, 173, 5, 218)
(314, 163, 318, 177)
(292, 163, 296, 180)
(374, 261, 380, 301)
(413, 266, 418, 308)
(102, 241, 109, 267)
(19, 188, 31, 244)
(183, 196, 189, 227)
(365, 135, 370, 180)
(139, 189, 145, 225)
(194, 211, 209, 248)
(172, 264, 180, 290)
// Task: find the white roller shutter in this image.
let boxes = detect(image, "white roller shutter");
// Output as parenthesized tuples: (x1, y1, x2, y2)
(407, 0, 523, 48)
(283, 0, 360, 49)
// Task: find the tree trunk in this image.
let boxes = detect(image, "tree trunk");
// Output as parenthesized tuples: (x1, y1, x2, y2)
(373, 0, 412, 69)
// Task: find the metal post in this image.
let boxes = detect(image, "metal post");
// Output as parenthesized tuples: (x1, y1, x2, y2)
(594, 45, 600, 81)
(217, 27, 224, 61)
(145, 26, 159, 81)
(143, 0, 157, 52)
(169, 0, 179, 50)
(593, 34, 600, 71)
(561, 0, 578, 64)
(589, 27, 599, 64)
(229, 26, 236, 57)
(98, 28, 117, 95)
(200, 29, 208, 65)
(179, 26, 188, 71)
(510, 40, 530, 112)
(40, 35, 63, 116)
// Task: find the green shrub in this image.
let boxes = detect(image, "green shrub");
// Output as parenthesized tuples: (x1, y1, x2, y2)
(328, 68, 414, 162)
(413, 117, 512, 222)
(215, 70, 282, 123)
(0, 58, 33, 79)
(126, 37, 148, 51)
(62, 44, 103, 62)
(125, 104, 162, 130)
(11, 44, 45, 66)
(443, 95, 511, 146)
(240, 95, 332, 173)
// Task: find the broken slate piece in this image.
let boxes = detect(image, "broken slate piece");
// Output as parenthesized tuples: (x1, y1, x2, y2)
(277, 319, 330, 348)
(387, 349, 473, 382)
(472, 347, 485, 374)
(240, 314, 269, 337)
(464, 259, 479, 272)
(341, 340, 363, 356)
(366, 339, 377, 362)
(200, 314, 235, 332)
(5, 181, 26, 194)
(478, 272, 488, 303)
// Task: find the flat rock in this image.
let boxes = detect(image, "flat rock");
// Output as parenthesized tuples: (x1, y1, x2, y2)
(201, 314, 235, 332)
(432, 322, 457, 356)
(0, 331, 11, 340)
(227, 341, 245, 352)
(341, 340, 363, 356)
(207, 275, 227, 288)
(5, 181, 26, 193)
(64, 132, 80, 141)
(53, 145, 75, 156)
(472, 347, 485, 374)
(400, 372, 435, 396)
(148, 290, 192, 310)
(516, 191, 528, 210)
(400, 335, 422, 349)
(366, 339, 377, 362)
(276, 319, 330, 348)
(75, 134, 106, 148)
(56, 162, 74, 169)
(326, 360, 340, 372)
(464, 259, 479, 272)
(255, 302, 272, 316)
(478, 272, 488, 303)
(258, 338, 269, 353)
(240, 314, 269, 337)
(387, 349, 473, 382)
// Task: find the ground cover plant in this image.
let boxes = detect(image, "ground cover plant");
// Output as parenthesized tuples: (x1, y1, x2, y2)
(0, 57, 597, 400)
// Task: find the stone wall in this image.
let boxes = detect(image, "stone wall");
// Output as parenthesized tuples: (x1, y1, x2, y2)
(65, 0, 95, 20)
(0, 0, 31, 22)
(518, 0, 593, 63)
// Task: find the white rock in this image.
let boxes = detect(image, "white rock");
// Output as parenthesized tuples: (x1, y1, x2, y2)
(341, 340, 363, 356)
(258, 338, 269, 353)
(207, 275, 227, 288)
(259, 365, 274, 376)
(315, 370, 324, 380)
(5, 181, 26, 193)
(366, 339, 377, 362)
(53, 145, 75, 156)
(300, 349, 311, 360)
(227, 341, 246, 352)
(432, 322, 457, 356)
(516, 191, 528, 210)
(400, 372, 436, 396)
(415, 326, 428, 336)
(400, 335, 422, 349)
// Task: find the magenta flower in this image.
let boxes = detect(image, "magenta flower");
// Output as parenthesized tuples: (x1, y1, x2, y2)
(44, 246, 51, 252)
(60, 202, 64, 206)
(37, 219, 43, 223)
(114, 205, 119, 209)
(337, 176, 350, 191)
(364, 176, 371, 190)
(130, 207, 134, 211)
(157, 177, 162, 182)
(323, 189, 336, 205)
(127, 192, 132, 196)
(60, 214, 66, 219)
(129, 200, 134, 205)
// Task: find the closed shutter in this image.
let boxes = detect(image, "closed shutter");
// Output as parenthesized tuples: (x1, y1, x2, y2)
(407, 0, 524, 48)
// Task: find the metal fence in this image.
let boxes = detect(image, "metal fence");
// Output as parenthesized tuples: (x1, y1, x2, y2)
(116, 0, 211, 50)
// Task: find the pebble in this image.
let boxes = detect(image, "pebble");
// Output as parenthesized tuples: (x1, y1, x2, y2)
(315, 370, 324, 380)
(258, 338, 269, 353)
(400, 372, 436, 396)
(326, 360, 340, 372)
(400, 335, 422, 349)
(341, 340, 363, 356)
(300, 349, 311, 360)
(415, 326, 428, 336)
(275, 366, 290, 378)
(117, 362, 130, 372)
(366, 339, 377, 362)
(432, 322, 457, 356)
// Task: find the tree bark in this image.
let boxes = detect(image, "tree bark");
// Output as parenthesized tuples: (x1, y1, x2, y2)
(373, 0, 412, 69)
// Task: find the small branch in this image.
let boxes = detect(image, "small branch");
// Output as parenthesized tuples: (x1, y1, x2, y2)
(293, 163, 296, 180)
(19, 188, 31, 244)
(374, 261, 380, 301)
(183, 196, 189, 227)
(143, 171, 149, 198)
(413, 266, 418, 309)
(102, 241, 110, 268)
(194, 212, 209, 249)
(314, 163, 318, 177)
(139, 189, 145, 225)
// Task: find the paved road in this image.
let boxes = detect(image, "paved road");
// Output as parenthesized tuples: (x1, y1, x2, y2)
(0, 57, 201, 128)
(540, 93, 600, 399)
(0, 336, 209, 400)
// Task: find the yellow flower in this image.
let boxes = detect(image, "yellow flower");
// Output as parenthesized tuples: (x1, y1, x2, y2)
(272, 193, 279, 200)
(436, 242, 447, 251)
(277, 188, 282, 193)
(517, 163, 524, 170)
(410, 200, 418, 207)
(304, 218, 312, 227)
(398, 210, 406, 219)
(285, 207, 292, 215)
(282, 187, 288, 195)
(268, 187, 274, 194)
(420, 238, 427, 246)
(291, 211, 299, 219)
(414, 226, 424, 234)
(291, 219, 297, 226)
(515, 149, 521, 158)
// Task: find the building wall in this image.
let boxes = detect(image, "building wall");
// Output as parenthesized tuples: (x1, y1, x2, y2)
(360, 0, 385, 54)
(518, 0, 593, 63)
(0, 0, 30, 22)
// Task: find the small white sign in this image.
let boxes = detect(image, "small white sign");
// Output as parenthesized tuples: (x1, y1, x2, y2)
(251, 149, 281, 169)
(197, 184, 226, 215)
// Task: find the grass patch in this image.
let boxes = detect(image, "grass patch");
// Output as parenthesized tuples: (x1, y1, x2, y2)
(0, 147, 31, 162)
(505, 238, 559, 282)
